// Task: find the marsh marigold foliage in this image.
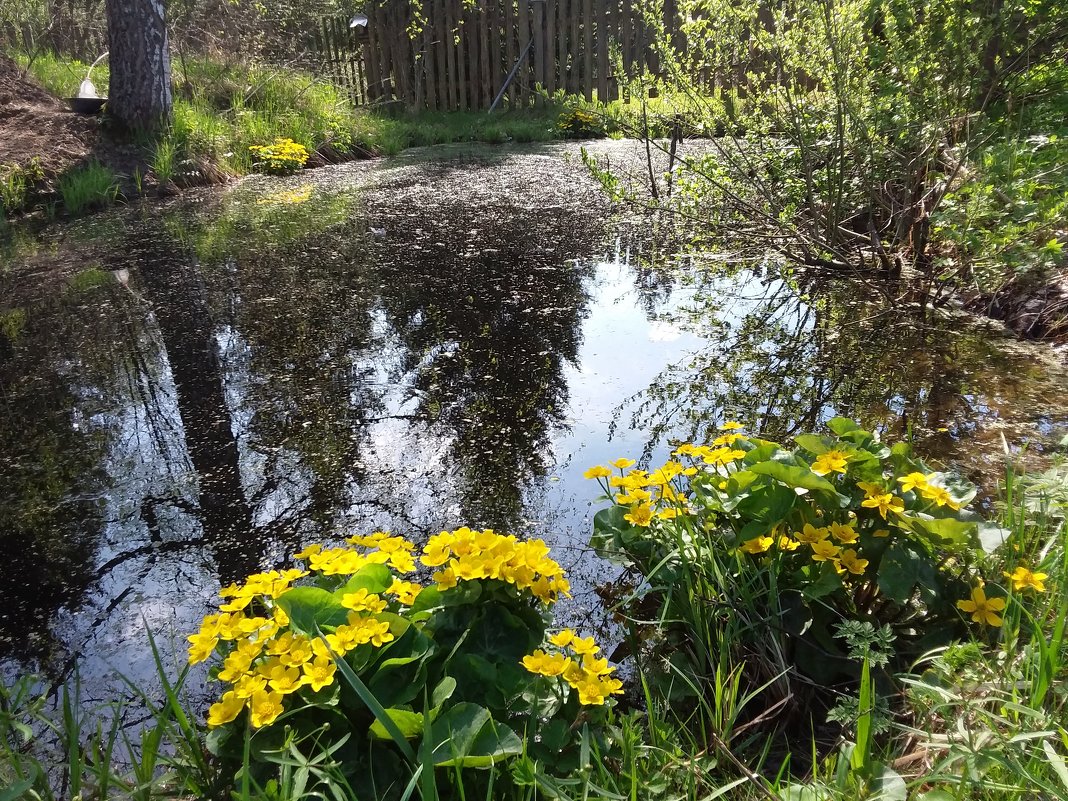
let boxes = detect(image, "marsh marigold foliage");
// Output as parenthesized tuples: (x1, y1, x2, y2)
(586, 417, 1053, 685)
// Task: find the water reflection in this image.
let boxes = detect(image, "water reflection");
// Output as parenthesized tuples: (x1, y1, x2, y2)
(617, 257, 1068, 487)
(0, 141, 1065, 697)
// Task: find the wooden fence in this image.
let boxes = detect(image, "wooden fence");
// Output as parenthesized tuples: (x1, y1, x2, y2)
(317, 0, 693, 110)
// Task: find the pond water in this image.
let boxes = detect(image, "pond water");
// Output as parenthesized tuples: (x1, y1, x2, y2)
(2, 140, 1067, 703)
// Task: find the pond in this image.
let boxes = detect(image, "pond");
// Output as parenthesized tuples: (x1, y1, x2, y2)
(2, 140, 1067, 703)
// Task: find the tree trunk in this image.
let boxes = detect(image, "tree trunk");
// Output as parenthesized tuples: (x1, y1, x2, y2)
(105, 0, 172, 130)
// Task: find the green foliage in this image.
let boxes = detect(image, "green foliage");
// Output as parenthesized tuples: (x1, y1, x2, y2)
(934, 64, 1068, 295)
(0, 158, 44, 216)
(57, 161, 120, 215)
(556, 108, 606, 139)
(610, 0, 1067, 293)
(586, 420, 1038, 745)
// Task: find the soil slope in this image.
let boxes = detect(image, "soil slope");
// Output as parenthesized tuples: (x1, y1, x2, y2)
(0, 54, 99, 173)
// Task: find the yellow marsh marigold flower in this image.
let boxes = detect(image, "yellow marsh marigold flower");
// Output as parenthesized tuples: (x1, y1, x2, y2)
(302, 656, 337, 692)
(623, 503, 654, 527)
(861, 493, 905, 519)
(386, 579, 423, 605)
(778, 535, 801, 551)
(873, 528, 890, 538)
(1004, 566, 1047, 593)
(797, 523, 829, 544)
(267, 665, 305, 695)
(711, 432, 742, 447)
(233, 673, 267, 699)
(812, 449, 850, 476)
(957, 585, 1006, 626)
(740, 535, 773, 554)
(249, 690, 285, 728)
(433, 564, 458, 590)
(920, 484, 961, 510)
(810, 540, 841, 562)
(207, 691, 245, 728)
(720, 421, 744, 431)
(837, 549, 869, 575)
(856, 481, 884, 498)
(673, 443, 698, 456)
(341, 589, 388, 615)
(615, 488, 652, 505)
(293, 543, 322, 560)
(583, 465, 613, 479)
(896, 472, 930, 493)
(828, 522, 858, 544)
(550, 629, 576, 647)
(521, 649, 571, 677)
(570, 635, 600, 657)
(612, 458, 636, 469)
(187, 631, 218, 665)
(218, 649, 255, 682)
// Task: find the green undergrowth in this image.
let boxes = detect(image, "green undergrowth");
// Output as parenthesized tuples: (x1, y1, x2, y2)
(3, 421, 1066, 801)
(934, 62, 1068, 297)
(7, 48, 718, 200)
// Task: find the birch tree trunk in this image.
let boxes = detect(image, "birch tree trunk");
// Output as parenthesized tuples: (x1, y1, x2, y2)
(105, 0, 172, 130)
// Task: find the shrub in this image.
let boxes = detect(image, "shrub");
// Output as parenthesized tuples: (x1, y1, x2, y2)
(248, 137, 310, 175)
(586, 419, 1047, 739)
(557, 108, 606, 139)
(189, 527, 622, 799)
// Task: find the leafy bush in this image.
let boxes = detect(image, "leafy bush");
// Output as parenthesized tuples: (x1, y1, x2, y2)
(247, 137, 309, 175)
(586, 419, 1049, 738)
(557, 108, 606, 139)
(189, 527, 622, 799)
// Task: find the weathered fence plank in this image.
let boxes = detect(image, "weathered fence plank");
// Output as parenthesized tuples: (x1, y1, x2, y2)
(314, 0, 742, 112)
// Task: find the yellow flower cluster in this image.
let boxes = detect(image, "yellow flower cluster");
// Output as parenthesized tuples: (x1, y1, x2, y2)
(740, 522, 869, 576)
(248, 137, 310, 175)
(583, 428, 747, 528)
(190, 534, 428, 730)
(192, 527, 587, 731)
(893, 472, 961, 510)
(521, 629, 623, 705)
(421, 527, 571, 605)
(295, 531, 417, 575)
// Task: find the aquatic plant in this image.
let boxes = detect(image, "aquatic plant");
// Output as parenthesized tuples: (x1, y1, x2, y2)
(589, 419, 1051, 716)
(247, 137, 310, 175)
(189, 527, 621, 798)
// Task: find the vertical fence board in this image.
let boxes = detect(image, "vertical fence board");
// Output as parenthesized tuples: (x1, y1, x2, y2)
(544, 0, 556, 94)
(559, 0, 568, 95)
(501, 0, 516, 106)
(596, 0, 608, 101)
(479, 4, 490, 108)
(582, 0, 593, 101)
(457, 1, 469, 109)
(516, 0, 532, 106)
(532, 0, 546, 100)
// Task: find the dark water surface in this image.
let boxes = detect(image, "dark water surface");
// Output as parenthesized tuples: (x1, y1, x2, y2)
(2, 141, 1067, 701)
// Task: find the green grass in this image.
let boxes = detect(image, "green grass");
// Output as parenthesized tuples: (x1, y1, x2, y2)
(10, 49, 109, 97)
(57, 161, 121, 215)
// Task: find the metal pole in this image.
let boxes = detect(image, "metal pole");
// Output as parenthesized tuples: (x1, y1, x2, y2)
(489, 37, 535, 113)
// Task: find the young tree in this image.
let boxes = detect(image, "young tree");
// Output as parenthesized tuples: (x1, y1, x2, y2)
(105, 0, 172, 129)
